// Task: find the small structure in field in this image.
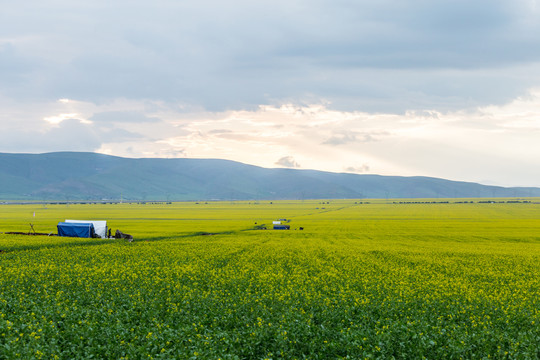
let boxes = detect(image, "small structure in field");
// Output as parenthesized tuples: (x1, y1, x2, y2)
(65, 220, 108, 238)
(57, 222, 97, 238)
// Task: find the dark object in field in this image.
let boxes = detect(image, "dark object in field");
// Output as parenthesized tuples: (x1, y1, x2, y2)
(299, 227, 304, 230)
(58, 222, 96, 238)
(273, 224, 290, 230)
(108, 228, 112, 238)
(115, 229, 133, 242)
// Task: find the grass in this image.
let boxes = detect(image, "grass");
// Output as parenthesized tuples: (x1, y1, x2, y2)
(1, 199, 539, 359)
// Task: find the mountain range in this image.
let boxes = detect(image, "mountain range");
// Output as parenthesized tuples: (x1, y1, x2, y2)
(1, 152, 539, 201)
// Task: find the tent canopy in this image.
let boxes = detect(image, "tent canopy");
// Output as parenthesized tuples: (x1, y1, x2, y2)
(57, 222, 96, 238)
(65, 220, 107, 238)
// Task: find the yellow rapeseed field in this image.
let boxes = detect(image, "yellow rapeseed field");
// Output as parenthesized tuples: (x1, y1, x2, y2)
(1, 200, 539, 359)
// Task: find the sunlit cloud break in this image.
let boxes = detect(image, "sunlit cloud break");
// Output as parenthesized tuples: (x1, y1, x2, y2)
(3, 91, 540, 187)
(43, 113, 82, 125)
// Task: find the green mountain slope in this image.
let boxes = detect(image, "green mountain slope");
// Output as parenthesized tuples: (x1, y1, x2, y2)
(0, 152, 539, 200)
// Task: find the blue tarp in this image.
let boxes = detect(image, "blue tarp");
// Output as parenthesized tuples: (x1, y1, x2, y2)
(57, 222, 96, 238)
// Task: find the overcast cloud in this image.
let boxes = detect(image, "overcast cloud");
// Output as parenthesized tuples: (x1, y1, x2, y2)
(1, 0, 540, 187)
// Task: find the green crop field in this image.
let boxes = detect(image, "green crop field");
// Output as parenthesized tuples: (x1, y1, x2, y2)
(1, 200, 539, 359)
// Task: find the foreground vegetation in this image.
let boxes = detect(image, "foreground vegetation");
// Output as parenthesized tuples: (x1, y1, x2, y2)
(1, 200, 539, 359)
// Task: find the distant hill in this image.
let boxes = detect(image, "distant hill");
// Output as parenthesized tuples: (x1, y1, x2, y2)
(1, 152, 539, 201)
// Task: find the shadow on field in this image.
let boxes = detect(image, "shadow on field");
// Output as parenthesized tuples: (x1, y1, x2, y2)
(143, 230, 245, 242)
(142, 226, 266, 242)
(0, 238, 119, 253)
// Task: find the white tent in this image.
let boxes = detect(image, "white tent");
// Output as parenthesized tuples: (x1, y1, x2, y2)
(65, 220, 108, 238)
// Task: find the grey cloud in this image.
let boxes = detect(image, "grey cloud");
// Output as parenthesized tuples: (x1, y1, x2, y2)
(279, 0, 534, 69)
(323, 131, 384, 146)
(275, 156, 301, 168)
(345, 165, 370, 174)
(214, 132, 258, 141)
(207, 129, 232, 135)
(0, 42, 37, 88)
(101, 128, 145, 140)
(0, 120, 102, 153)
(323, 133, 360, 146)
(1, 1, 540, 112)
(0, 119, 144, 154)
(89, 111, 161, 124)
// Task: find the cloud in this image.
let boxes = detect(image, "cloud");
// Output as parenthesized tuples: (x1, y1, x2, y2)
(0, 42, 35, 86)
(323, 132, 358, 146)
(275, 156, 301, 168)
(101, 128, 145, 141)
(207, 129, 233, 135)
(1, 1, 540, 112)
(2, 91, 540, 186)
(0, 119, 102, 153)
(43, 113, 83, 125)
(89, 111, 161, 124)
(323, 131, 384, 146)
(345, 165, 370, 173)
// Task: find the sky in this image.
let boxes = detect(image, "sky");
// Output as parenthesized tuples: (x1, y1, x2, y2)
(1, 0, 540, 187)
